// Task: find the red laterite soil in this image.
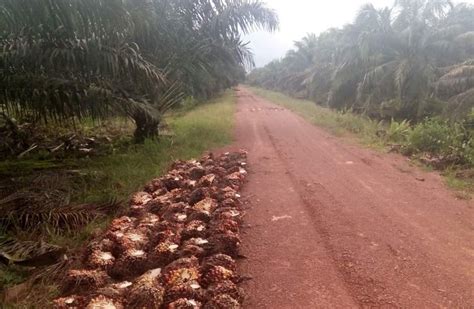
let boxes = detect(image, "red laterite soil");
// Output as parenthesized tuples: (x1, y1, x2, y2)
(232, 87, 473, 308)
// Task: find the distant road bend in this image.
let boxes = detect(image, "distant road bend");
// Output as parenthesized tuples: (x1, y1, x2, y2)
(233, 87, 474, 308)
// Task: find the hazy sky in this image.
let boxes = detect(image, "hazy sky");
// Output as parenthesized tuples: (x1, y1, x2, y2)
(245, 0, 473, 67)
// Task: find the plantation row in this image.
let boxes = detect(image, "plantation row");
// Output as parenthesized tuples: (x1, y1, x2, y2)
(249, 0, 473, 121)
(247, 0, 474, 167)
(0, 0, 278, 142)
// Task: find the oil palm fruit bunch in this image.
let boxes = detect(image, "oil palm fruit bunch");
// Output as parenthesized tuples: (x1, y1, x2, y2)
(130, 191, 153, 206)
(54, 151, 248, 307)
(150, 240, 179, 267)
(85, 295, 124, 309)
(168, 298, 202, 309)
(200, 266, 236, 288)
(53, 295, 87, 308)
(85, 250, 115, 271)
(62, 269, 110, 294)
(182, 220, 207, 240)
(207, 232, 242, 257)
(162, 265, 201, 288)
(209, 218, 240, 234)
(206, 281, 244, 303)
(203, 294, 241, 309)
(95, 281, 133, 299)
(202, 254, 237, 272)
(109, 248, 149, 279)
(127, 268, 165, 309)
(164, 283, 205, 305)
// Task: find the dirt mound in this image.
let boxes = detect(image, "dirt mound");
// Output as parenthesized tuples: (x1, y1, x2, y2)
(53, 151, 248, 309)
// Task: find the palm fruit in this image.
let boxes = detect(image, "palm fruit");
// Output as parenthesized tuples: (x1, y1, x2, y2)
(207, 232, 241, 257)
(183, 179, 198, 190)
(127, 268, 165, 309)
(130, 191, 152, 206)
(172, 212, 189, 223)
(109, 249, 148, 279)
(206, 280, 244, 303)
(169, 188, 189, 203)
(108, 216, 135, 232)
(209, 219, 239, 234)
(211, 209, 242, 224)
(178, 244, 206, 259)
(86, 249, 115, 270)
(168, 298, 202, 309)
(208, 166, 227, 177)
(53, 295, 87, 308)
(224, 172, 244, 189)
(162, 266, 201, 288)
(198, 174, 216, 187)
(96, 281, 133, 299)
(150, 192, 173, 210)
(113, 230, 149, 254)
(162, 174, 184, 191)
(136, 213, 160, 232)
(200, 266, 235, 287)
(189, 187, 208, 205)
(155, 228, 182, 245)
(144, 178, 166, 194)
(128, 204, 147, 218)
(202, 254, 237, 272)
(159, 202, 189, 217)
(189, 165, 206, 180)
(182, 220, 207, 240)
(63, 269, 110, 294)
(193, 198, 218, 213)
(86, 238, 115, 257)
(164, 256, 200, 271)
(182, 238, 209, 250)
(85, 295, 124, 309)
(149, 240, 179, 267)
(200, 154, 214, 167)
(164, 283, 205, 305)
(187, 210, 211, 223)
(203, 294, 241, 309)
(215, 187, 237, 202)
(220, 197, 240, 209)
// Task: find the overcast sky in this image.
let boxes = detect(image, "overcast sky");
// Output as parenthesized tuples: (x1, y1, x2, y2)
(245, 0, 473, 67)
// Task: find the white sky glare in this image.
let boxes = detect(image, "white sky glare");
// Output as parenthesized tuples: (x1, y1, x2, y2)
(246, 0, 473, 67)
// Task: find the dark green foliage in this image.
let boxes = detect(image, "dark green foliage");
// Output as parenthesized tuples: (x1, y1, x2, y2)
(248, 0, 474, 122)
(0, 0, 278, 141)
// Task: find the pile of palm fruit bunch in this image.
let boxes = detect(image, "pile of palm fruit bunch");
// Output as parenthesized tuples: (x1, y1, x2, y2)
(53, 151, 248, 309)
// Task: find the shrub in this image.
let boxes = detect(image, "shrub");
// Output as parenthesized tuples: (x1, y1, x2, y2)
(407, 118, 473, 165)
(408, 119, 455, 154)
(386, 119, 412, 143)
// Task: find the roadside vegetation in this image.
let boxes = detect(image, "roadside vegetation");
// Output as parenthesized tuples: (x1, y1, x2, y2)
(247, 0, 474, 185)
(0, 0, 277, 304)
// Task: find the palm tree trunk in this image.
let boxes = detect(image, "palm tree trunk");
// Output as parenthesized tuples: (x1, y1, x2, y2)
(132, 110, 160, 143)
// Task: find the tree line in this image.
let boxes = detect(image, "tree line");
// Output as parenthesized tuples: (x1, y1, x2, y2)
(248, 0, 474, 122)
(0, 0, 278, 141)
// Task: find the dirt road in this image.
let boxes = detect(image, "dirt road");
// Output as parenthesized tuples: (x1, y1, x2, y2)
(232, 88, 474, 308)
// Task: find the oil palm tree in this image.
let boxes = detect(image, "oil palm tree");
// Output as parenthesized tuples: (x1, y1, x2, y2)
(249, 0, 474, 122)
(0, 0, 278, 141)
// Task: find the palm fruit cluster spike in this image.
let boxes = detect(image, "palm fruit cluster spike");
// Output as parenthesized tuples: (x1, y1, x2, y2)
(54, 150, 248, 308)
